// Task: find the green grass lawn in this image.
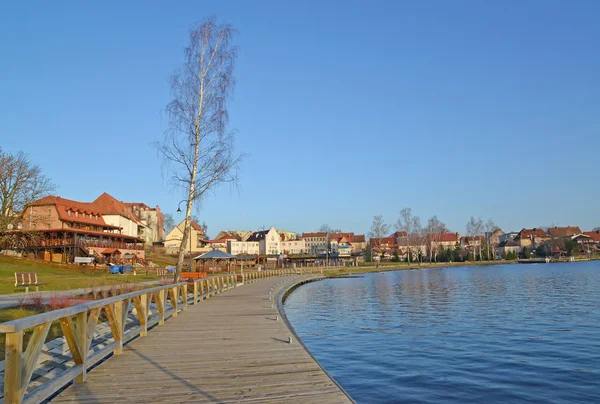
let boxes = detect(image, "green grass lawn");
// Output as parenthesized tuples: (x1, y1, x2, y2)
(0, 256, 161, 295)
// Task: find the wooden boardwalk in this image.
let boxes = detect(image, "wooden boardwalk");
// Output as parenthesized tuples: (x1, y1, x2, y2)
(51, 275, 353, 403)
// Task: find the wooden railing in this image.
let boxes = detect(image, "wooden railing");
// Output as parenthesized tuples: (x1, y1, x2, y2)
(0, 268, 325, 404)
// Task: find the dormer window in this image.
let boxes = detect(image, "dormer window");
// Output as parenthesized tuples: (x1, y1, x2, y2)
(75, 211, 78, 217)
(95, 215, 98, 220)
(82, 213, 86, 219)
(67, 210, 71, 216)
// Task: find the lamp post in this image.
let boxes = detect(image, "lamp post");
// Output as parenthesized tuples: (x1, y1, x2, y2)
(177, 199, 193, 273)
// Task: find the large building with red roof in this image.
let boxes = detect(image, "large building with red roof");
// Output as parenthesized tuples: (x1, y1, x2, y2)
(4, 195, 145, 263)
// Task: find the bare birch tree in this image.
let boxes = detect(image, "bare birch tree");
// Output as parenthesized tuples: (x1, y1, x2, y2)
(396, 208, 420, 265)
(155, 18, 242, 282)
(466, 216, 484, 261)
(425, 215, 448, 263)
(368, 215, 389, 267)
(484, 218, 499, 261)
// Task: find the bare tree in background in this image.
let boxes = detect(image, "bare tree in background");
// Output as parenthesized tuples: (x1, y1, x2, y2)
(368, 215, 389, 267)
(484, 218, 499, 261)
(466, 216, 484, 261)
(425, 215, 448, 263)
(0, 148, 56, 247)
(155, 18, 243, 282)
(411, 216, 424, 263)
(319, 224, 341, 234)
(163, 213, 176, 235)
(396, 208, 421, 265)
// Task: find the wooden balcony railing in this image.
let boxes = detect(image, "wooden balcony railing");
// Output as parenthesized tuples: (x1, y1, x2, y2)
(0, 268, 326, 404)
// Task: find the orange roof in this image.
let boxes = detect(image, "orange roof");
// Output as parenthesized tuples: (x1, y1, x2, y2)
(518, 228, 548, 239)
(93, 193, 143, 225)
(351, 235, 366, 243)
(29, 196, 118, 228)
(583, 232, 600, 242)
(437, 233, 458, 242)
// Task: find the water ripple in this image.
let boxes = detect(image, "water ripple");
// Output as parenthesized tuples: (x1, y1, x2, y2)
(285, 262, 600, 403)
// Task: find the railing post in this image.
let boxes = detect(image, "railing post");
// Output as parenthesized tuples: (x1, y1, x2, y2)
(193, 281, 199, 304)
(140, 294, 149, 336)
(74, 311, 87, 383)
(158, 289, 166, 324)
(114, 300, 124, 355)
(4, 331, 24, 404)
(181, 284, 188, 311)
(170, 287, 178, 316)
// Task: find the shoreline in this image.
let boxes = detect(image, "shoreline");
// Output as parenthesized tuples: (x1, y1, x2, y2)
(323, 257, 597, 277)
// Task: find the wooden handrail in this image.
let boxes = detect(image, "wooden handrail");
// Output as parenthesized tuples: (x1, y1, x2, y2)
(0, 268, 323, 404)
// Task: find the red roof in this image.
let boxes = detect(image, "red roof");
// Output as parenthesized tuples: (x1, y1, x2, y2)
(518, 228, 548, 239)
(29, 196, 118, 229)
(351, 235, 366, 243)
(302, 232, 327, 238)
(437, 233, 458, 242)
(102, 248, 121, 254)
(389, 231, 408, 238)
(583, 232, 600, 242)
(93, 193, 143, 225)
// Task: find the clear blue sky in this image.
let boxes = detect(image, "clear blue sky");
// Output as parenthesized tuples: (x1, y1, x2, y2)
(1, 1, 599, 237)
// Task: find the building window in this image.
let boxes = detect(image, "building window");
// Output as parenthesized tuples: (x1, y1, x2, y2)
(67, 210, 71, 216)
(75, 211, 78, 217)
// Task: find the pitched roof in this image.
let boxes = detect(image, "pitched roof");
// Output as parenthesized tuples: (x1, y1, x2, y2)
(246, 230, 269, 242)
(583, 232, 600, 242)
(389, 231, 408, 238)
(193, 249, 237, 260)
(517, 228, 548, 239)
(93, 193, 143, 224)
(330, 232, 354, 240)
(28, 196, 118, 229)
(215, 231, 240, 241)
(547, 226, 582, 238)
(437, 233, 458, 242)
(302, 232, 327, 238)
(351, 235, 366, 243)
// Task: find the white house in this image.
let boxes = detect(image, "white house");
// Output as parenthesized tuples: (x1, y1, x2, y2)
(247, 227, 281, 255)
(280, 239, 306, 254)
(227, 240, 260, 256)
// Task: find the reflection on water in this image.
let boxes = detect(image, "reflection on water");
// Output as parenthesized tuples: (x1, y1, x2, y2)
(285, 262, 600, 403)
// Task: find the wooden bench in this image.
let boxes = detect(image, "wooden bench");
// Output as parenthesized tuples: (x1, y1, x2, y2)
(15, 272, 47, 293)
(181, 272, 207, 280)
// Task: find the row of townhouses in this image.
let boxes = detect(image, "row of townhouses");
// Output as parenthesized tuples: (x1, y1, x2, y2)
(0, 193, 164, 264)
(371, 226, 600, 260)
(164, 224, 367, 259)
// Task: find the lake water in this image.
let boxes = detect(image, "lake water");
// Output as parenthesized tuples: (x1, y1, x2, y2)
(284, 262, 600, 403)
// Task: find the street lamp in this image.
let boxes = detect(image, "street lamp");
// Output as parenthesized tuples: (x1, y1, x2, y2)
(177, 199, 193, 273)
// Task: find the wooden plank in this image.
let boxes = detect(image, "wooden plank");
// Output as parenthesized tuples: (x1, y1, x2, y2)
(52, 275, 352, 404)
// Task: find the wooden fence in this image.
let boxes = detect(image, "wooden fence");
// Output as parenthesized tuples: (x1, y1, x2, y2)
(0, 268, 324, 404)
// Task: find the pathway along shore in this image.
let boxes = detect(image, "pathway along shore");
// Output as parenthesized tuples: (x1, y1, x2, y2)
(51, 274, 353, 403)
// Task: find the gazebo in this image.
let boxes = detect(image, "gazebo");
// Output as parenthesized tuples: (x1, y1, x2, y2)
(193, 249, 238, 273)
(551, 248, 567, 258)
